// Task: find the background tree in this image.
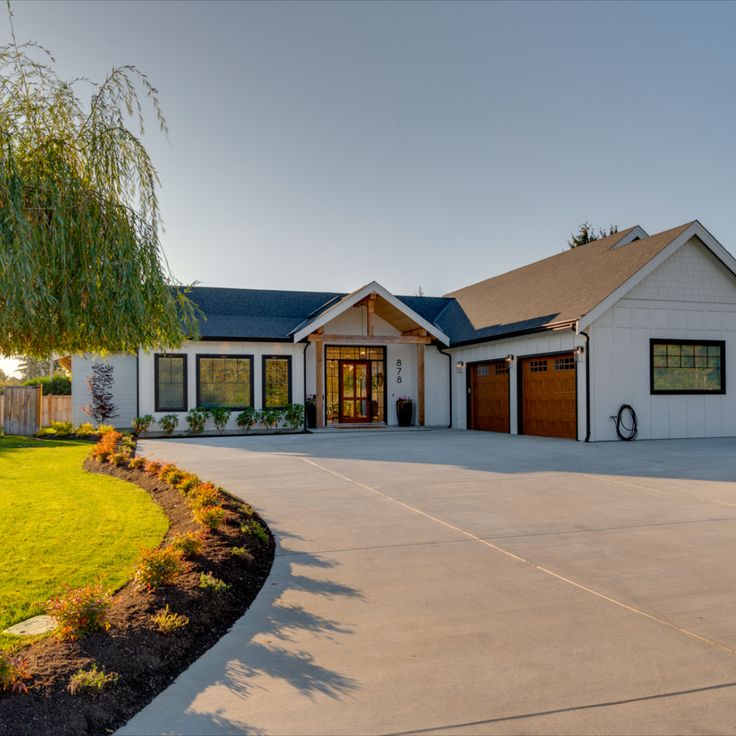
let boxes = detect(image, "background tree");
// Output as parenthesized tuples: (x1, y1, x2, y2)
(568, 222, 619, 249)
(0, 3, 199, 359)
(81, 362, 118, 424)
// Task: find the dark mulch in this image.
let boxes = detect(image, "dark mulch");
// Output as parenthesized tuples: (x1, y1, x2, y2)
(0, 459, 275, 736)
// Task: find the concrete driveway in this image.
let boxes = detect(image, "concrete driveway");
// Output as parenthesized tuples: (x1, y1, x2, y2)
(122, 430, 736, 735)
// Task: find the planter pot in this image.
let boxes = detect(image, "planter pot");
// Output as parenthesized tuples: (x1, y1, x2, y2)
(396, 400, 414, 427)
(306, 402, 317, 429)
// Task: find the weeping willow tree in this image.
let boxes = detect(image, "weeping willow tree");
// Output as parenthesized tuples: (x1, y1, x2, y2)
(0, 4, 199, 358)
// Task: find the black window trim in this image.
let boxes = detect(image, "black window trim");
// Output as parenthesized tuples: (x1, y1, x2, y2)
(154, 353, 188, 412)
(195, 354, 254, 410)
(262, 354, 293, 409)
(649, 338, 726, 395)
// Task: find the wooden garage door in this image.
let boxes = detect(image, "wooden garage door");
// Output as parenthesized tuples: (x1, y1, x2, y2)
(520, 353, 576, 439)
(469, 361, 510, 432)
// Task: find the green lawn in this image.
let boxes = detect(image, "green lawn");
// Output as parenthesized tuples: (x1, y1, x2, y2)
(0, 436, 168, 647)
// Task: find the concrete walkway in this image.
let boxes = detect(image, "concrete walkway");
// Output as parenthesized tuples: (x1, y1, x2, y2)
(122, 431, 736, 735)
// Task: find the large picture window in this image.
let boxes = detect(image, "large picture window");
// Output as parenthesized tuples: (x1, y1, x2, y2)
(155, 354, 187, 412)
(262, 356, 292, 408)
(196, 355, 253, 409)
(650, 340, 725, 394)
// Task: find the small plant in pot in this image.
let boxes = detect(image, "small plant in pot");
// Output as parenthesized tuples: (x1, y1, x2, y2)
(396, 396, 414, 427)
(158, 414, 179, 436)
(186, 407, 209, 435)
(131, 414, 155, 436)
(236, 406, 259, 431)
(209, 407, 231, 433)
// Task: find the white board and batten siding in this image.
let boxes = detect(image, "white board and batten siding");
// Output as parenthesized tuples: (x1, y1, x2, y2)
(589, 237, 736, 441)
(71, 354, 138, 429)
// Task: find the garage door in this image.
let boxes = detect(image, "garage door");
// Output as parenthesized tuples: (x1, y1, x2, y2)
(468, 360, 509, 432)
(520, 353, 577, 439)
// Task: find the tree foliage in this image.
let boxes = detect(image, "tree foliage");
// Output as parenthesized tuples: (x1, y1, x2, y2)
(0, 3, 199, 358)
(568, 222, 619, 249)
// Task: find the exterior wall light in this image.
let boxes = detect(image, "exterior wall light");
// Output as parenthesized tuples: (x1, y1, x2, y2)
(574, 345, 585, 362)
(505, 354, 515, 364)
(455, 361, 465, 373)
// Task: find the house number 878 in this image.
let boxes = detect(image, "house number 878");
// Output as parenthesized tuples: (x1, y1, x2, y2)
(396, 358, 402, 383)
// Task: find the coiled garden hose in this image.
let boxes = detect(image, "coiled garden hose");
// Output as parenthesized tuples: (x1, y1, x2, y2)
(613, 404, 638, 441)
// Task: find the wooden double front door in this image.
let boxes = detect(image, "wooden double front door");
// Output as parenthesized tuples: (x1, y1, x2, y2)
(339, 360, 371, 422)
(468, 360, 510, 432)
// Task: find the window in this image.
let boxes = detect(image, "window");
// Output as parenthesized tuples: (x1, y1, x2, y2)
(262, 356, 292, 408)
(650, 340, 725, 394)
(196, 355, 253, 409)
(155, 354, 187, 412)
(495, 362, 509, 375)
(477, 366, 489, 377)
(529, 360, 547, 373)
(554, 356, 575, 371)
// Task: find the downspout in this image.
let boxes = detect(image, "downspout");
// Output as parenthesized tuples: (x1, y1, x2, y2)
(302, 341, 309, 434)
(437, 346, 453, 429)
(578, 327, 591, 443)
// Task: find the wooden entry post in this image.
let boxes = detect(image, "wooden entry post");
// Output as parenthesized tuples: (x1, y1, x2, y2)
(416, 343, 425, 426)
(314, 338, 325, 428)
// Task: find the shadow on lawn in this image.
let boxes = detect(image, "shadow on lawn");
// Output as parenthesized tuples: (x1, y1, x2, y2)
(121, 529, 362, 735)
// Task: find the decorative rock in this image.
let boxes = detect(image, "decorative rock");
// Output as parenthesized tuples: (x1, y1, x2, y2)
(3, 614, 57, 636)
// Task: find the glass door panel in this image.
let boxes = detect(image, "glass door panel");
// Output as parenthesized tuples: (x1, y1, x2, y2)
(339, 361, 371, 422)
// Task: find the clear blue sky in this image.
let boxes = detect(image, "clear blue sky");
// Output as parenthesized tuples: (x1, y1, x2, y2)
(6, 0, 736, 298)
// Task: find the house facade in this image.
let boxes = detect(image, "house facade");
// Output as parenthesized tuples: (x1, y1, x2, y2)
(72, 220, 736, 441)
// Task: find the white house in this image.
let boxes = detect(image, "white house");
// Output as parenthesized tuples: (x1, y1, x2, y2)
(72, 220, 736, 441)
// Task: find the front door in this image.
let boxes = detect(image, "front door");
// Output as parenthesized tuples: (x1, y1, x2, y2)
(339, 360, 371, 422)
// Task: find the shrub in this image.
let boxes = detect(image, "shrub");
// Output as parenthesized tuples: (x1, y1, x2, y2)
(209, 407, 231, 433)
(158, 414, 179, 436)
(231, 546, 252, 559)
(157, 463, 179, 481)
(199, 572, 230, 593)
(119, 434, 137, 450)
(68, 665, 119, 695)
(107, 450, 131, 467)
(260, 408, 282, 430)
(131, 414, 154, 435)
(237, 501, 255, 517)
(192, 504, 226, 531)
(0, 652, 28, 694)
(241, 519, 269, 545)
(74, 422, 97, 438)
(51, 420, 74, 435)
(134, 547, 183, 591)
(143, 459, 163, 477)
(169, 531, 203, 559)
(151, 605, 189, 634)
(128, 456, 147, 470)
(47, 584, 110, 641)
(188, 482, 220, 510)
(22, 373, 71, 395)
(176, 473, 201, 494)
(161, 468, 187, 486)
(34, 427, 58, 437)
(90, 429, 122, 463)
(284, 403, 305, 430)
(235, 406, 259, 431)
(81, 362, 118, 424)
(97, 424, 116, 435)
(185, 407, 209, 435)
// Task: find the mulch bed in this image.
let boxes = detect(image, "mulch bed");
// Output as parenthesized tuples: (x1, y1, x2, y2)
(0, 458, 275, 736)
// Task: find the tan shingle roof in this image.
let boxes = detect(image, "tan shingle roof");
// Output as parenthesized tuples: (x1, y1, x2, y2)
(445, 222, 695, 332)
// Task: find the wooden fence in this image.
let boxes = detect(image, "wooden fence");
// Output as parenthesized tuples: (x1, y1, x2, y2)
(0, 393, 72, 432)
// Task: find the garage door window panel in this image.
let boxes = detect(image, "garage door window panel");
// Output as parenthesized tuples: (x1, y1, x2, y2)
(650, 340, 724, 394)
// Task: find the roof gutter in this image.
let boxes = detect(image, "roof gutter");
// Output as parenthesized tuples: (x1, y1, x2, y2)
(437, 345, 453, 429)
(575, 322, 591, 443)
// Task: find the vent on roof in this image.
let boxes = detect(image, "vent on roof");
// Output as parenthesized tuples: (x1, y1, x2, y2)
(610, 226, 649, 249)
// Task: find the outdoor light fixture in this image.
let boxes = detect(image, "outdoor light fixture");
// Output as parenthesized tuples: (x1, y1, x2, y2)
(455, 361, 465, 373)
(574, 345, 585, 362)
(505, 354, 515, 364)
